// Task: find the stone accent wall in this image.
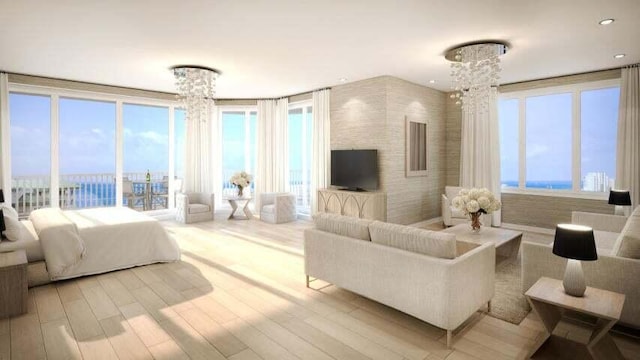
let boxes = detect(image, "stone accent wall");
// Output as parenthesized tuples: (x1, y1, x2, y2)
(330, 76, 447, 224)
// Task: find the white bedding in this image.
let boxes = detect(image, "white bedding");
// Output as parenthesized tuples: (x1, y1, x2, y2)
(29, 207, 181, 280)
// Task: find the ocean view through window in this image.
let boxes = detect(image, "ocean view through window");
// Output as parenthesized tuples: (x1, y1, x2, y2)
(499, 79, 619, 194)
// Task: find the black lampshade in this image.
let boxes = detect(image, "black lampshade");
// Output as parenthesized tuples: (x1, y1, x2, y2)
(0, 189, 4, 203)
(608, 189, 631, 206)
(0, 209, 5, 233)
(553, 224, 597, 261)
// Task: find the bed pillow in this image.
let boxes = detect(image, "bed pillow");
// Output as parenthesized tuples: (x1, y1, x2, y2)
(1, 205, 19, 219)
(2, 213, 24, 242)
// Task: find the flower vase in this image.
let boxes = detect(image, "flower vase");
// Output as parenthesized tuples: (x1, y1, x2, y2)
(237, 185, 244, 198)
(470, 212, 482, 232)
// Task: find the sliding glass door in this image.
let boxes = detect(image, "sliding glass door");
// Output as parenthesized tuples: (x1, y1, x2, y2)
(221, 109, 257, 197)
(288, 103, 312, 215)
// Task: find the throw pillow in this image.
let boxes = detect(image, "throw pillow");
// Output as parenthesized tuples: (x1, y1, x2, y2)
(615, 209, 640, 259)
(368, 221, 457, 259)
(313, 213, 373, 241)
(0, 205, 19, 219)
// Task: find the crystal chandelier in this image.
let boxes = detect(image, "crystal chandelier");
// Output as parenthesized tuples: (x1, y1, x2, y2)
(445, 42, 508, 114)
(171, 65, 219, 123)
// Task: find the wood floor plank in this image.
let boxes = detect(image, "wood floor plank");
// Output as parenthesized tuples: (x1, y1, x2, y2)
(33, 285, 66, 323)
(119, 302, 172, 347)
(178, 306, 248, 357)
(130, 286, 179, 322)
(76, 334, 120, 360)
(63, 298, 104, 341)
(0, 332, 10, 360)
(10, 314, 46, 360)
(81, 284, 121, 320)
(158, 315, 227, 360)
(147, 339, 191, 360)
(222, 318, 298, 360)
(98, 276, 136, 307)
(56, 280, 84, 304)
(305, 314, 404, 360)
(99, 315, 153, 360)
(40, 318, 83, 360)
(228, 348, 264, 360)
(114, 269, 145, 290)
(131, 266, 163, 285)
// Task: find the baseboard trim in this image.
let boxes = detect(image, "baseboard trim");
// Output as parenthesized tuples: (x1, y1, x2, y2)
(501, 222, 554, 235)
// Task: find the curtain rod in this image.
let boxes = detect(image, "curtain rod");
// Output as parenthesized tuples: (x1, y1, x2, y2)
(217, 86, 332, 102)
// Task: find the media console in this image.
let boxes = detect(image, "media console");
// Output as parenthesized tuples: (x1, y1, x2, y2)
(317, 188, 387, 221)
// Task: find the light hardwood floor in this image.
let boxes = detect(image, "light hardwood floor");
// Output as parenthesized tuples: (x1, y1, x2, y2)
(2, 213, 639, 360)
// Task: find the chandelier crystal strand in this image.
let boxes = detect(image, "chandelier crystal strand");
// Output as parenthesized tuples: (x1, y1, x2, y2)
(173, 66, 218, 123)
(447, 43, 506, 115)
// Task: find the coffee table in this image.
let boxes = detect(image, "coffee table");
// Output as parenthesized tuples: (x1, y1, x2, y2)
(525, 277, 625, 359)
(442, 224, 523, 264)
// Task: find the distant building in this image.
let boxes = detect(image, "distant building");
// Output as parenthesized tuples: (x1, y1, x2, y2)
(582, 172, 612, 192)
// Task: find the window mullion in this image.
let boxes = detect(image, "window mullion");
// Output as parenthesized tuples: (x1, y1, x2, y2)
(572, 90, 581, 192)
(518, 96, 526, 189)
(50, 95, 60, 208)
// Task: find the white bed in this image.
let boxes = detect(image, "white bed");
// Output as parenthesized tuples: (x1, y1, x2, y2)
(2, 207, 180, 281)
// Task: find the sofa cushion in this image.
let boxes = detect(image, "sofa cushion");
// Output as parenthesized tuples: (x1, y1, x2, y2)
(368, 221, 457, 259)
(614, 207, 640, 259)
(188, 204, 211, 214)
(313, 213, 372, 241)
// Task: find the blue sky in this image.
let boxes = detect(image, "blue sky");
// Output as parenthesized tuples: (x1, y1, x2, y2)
(499, 86, 619, 183)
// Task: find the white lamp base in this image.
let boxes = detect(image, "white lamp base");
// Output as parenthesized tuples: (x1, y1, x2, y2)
(563, 259, 586, 297)
(614, 205, 631, 217)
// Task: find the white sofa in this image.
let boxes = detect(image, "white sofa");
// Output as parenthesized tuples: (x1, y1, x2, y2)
(442, 186, 467, 226)
(522, 208, 640, 328)
(304, 213, 495, 348)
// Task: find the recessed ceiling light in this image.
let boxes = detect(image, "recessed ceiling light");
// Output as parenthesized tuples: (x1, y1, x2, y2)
(339, 78, 348, 83)
(599, 18, 614, 25)
(428, 80, 436, 84)
(614, 54, 626, 59)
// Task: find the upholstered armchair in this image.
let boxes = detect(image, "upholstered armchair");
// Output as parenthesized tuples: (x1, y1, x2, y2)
(441, 186, 468, 227)
(259, 192, 297, 224)
(176, 192, 215, 224)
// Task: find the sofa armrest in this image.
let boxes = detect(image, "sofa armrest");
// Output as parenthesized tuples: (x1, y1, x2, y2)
(571, 211, 626, 233)
(442, 194, 452, 225)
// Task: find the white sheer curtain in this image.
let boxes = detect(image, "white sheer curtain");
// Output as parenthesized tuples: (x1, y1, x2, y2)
(0, 73, 10, 202)
(311, 89, 331, 214)
(615, 65, 640, 209)
(255, 98, 289, 209)
(459, 92, 501, 226)
(184, 106, 215, 193)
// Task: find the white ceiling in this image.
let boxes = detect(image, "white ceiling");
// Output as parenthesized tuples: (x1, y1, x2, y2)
(1, 0, 638, 98)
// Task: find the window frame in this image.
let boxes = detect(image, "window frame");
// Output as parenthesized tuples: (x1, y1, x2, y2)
(217, 106, 258, 198)
(499, 78, 620, 200)
(288, 100, 313, 215)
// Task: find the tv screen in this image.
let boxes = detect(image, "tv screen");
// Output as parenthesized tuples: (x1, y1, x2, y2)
(331, 150, 378, 191)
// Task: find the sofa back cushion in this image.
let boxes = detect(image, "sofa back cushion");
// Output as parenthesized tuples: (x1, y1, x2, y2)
(368, 221, 457, 259)
(614, 206, 640, 259)
(313, 213, 373, 241)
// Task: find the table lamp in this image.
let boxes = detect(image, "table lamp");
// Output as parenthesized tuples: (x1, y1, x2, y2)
(553, 224, 597, 297)
(609, 189, 632, 216)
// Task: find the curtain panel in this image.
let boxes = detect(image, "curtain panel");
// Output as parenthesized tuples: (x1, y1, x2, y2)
(459, 92, 502, 226)
(616, 65, 640, 209)
(311, 89, 331, 214)
(255, 98, 289, 209)
(0, 73, 10, 202)
(184, 107, 215, 193)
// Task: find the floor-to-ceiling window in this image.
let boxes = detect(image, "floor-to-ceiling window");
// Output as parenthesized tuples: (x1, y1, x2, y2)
(7, 84, 180, 216)
(59, 98, 116, 209)
(9, 93, 51, 215)
(288, 102, 312, 214)
(221, 109, 257, 196)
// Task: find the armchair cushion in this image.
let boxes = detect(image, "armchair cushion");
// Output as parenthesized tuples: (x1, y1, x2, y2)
(261, 204, 275, 214)
(188, 204, 211, 214)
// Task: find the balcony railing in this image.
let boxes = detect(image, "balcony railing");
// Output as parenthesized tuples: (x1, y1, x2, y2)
(11, 172, 168, 217)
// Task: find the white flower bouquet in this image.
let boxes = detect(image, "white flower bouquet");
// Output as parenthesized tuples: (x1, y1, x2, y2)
(451, 187, 501, 215)
(230, 171, 252, 188)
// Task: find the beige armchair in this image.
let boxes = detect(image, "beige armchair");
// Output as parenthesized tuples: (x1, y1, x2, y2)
(259, 192, 297, 224)
(176, 192, 215, 224)
(441, 186, 467, 226)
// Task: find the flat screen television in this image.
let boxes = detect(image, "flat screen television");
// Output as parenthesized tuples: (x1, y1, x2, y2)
(331, 149, 378, 191)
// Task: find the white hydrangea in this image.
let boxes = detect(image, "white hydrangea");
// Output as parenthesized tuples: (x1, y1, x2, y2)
(466, 200, 480, 213)
(450, 187, 502, 215)
(230, 172, 252, 188)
